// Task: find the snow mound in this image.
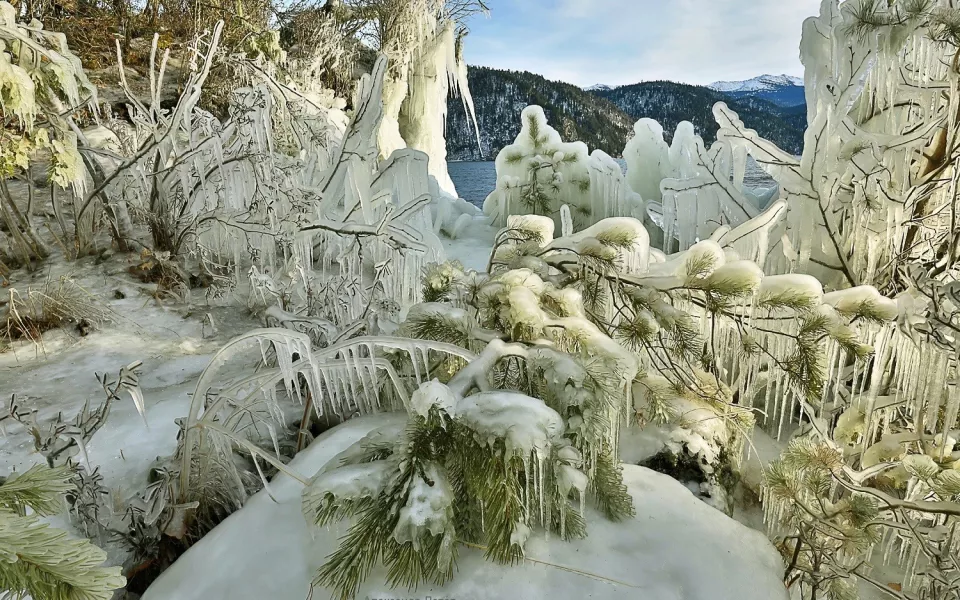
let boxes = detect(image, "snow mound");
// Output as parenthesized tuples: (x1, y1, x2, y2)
(143, 415, 788, 600)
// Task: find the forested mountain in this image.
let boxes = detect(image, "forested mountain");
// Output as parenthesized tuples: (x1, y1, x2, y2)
(445, 66, 634, 161)
(592, 81, 806, 154)
(446, 68, 808, 161)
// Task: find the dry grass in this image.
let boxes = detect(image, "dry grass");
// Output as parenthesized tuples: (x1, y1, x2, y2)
(2, 277, 114, 344)
(127, 248, 190, 303)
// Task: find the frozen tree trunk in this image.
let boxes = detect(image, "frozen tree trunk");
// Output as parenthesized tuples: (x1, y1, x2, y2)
(399, 22, 458, 197)
(0, 179, 49, 265)
(378, 62, 411, 163)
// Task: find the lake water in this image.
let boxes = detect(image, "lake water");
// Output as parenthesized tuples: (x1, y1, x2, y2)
(448, 158, 777, 209)
(448, 161, 499, 208)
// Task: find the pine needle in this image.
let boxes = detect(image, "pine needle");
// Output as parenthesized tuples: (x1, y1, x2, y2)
(458, 540, 640, 588)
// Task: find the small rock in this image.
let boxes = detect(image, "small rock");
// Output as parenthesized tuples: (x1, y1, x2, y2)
(77, 319, 92, 336)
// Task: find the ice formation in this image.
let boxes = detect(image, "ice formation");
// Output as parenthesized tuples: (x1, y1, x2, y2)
(455, 390, 565, 456)
(375, 10, 479, 199)
(303, 460, 395, 507)
(485, 104, 787, 269)
(621, 117, 776, 254)
(483, 106, 643, 231)
(6, 1, 960, 598)
(390, 461, 456, 555)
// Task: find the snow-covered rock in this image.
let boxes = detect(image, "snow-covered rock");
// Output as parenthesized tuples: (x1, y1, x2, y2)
(144, 415, 788, 600)
(584, 83, 613, 92)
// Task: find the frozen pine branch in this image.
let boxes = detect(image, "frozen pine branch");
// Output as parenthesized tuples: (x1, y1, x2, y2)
(0, 464, 125, 599)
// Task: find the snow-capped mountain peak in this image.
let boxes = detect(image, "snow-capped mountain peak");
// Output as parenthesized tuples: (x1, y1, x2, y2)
(707, 74, 806, 108)
(585, 83, 613, 92)
(708, 74, 803, 93)
(707, 75, 803, 92)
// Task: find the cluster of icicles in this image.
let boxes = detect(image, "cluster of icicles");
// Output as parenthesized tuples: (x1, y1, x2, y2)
(248, 334, 477, 424)
(681, 281, 959, 453)
(759, 3, 959, 287)
(873, 517, 960, 594)
(530, 199, 958, 594)
(821, 29, 954, 286)
(758, 455, 960, 597)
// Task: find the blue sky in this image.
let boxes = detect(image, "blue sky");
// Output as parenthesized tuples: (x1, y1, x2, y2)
(460, 0, 822, 87)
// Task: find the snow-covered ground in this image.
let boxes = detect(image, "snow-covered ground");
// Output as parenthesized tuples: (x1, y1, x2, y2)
(0, 251, 262, 566)
(143, 414, 789, 600)
(0, 178, 806, 600)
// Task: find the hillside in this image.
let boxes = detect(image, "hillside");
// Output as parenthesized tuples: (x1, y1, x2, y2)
(445, 66, 634, 161)
(593, 81, 805, 154)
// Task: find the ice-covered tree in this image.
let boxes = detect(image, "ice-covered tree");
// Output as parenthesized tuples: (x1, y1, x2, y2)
(671, 2, 960, 597)
(477, 2, 960, 596)
(1, 0, 483, 300)
(483, 106, 642, 232)
(287, 195, 906, 597)
(298, 0, 484, 195)
(0, 1, 97, 270)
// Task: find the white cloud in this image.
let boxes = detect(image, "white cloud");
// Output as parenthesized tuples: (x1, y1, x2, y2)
(464, 0, 823, 86)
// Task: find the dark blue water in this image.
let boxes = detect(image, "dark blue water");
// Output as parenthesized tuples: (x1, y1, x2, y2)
(448, 161, 498, 208)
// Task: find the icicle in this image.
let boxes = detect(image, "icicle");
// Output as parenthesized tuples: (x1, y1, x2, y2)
(538, 450, 546, 530)
(560, 204, 573, 237)
(479, 498, 485, 533)
(523, 457, 531, 519)
(319, 368, 338, 417)
(409, 341, 423, 384)
(776, 337, 790, 440)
